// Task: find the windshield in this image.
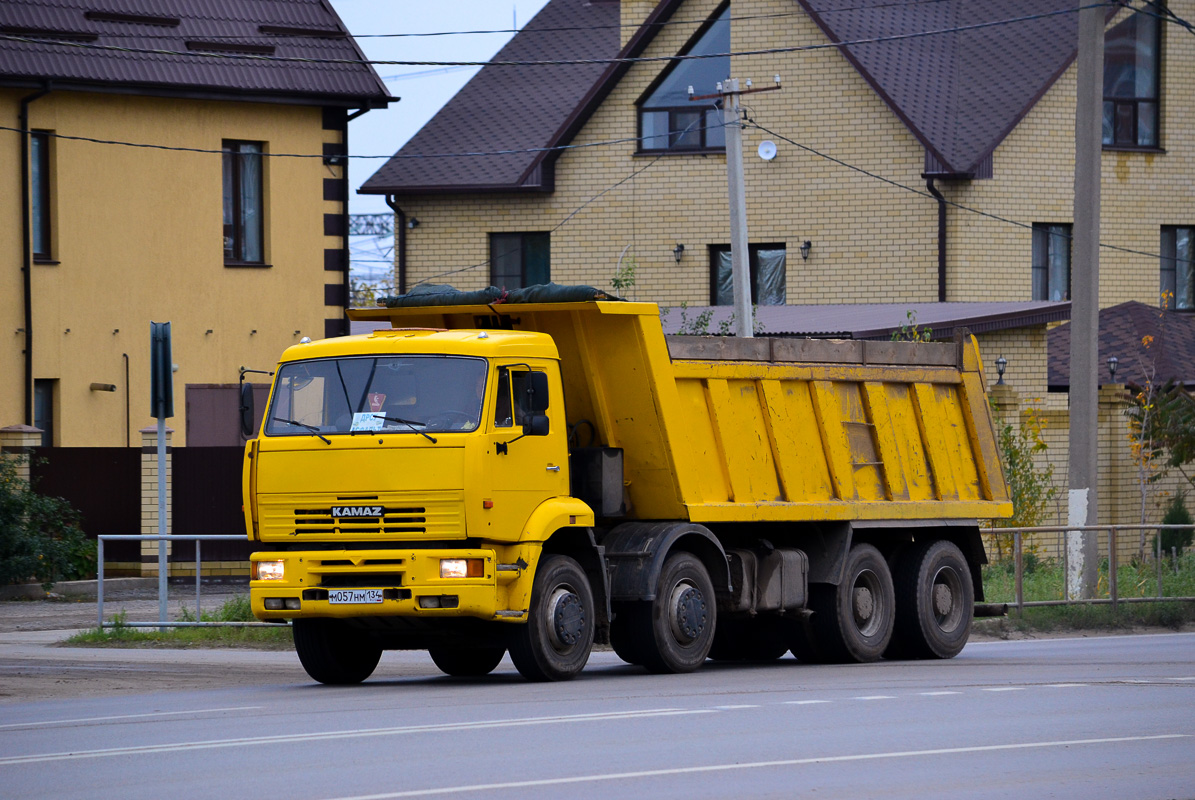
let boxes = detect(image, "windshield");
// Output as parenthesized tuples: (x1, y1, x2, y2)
(265, 356, 487, 437)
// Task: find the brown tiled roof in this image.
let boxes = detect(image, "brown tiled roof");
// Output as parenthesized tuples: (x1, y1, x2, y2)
(660, 301, 1070, 340)
(1049, 302, 1195, 390)
(361, 0, 687, 195)
(0, 0, 391, 106)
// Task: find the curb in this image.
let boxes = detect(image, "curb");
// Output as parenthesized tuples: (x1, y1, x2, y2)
(0, 578, 157, 601)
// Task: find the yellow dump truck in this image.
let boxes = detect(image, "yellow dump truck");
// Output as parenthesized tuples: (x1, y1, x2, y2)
(242, 295, 1011, 684)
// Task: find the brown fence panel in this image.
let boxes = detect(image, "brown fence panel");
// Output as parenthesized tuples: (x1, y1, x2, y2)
(29, 447, 141, 562)
(172, 446, 251, 562)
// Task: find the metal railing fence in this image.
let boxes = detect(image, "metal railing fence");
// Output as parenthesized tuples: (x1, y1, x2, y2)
(981, 524, 1195, 616)
(97, 534, 282, 629)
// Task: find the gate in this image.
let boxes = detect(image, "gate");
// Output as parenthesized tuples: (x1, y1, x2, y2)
(30, 447, 141, 561)
(172, 446, 251, 562)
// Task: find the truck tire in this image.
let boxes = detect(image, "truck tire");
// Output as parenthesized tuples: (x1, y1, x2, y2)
(428, 645, 507, 677)
(292, 618, 382, 685)
(631, 552, 716, 674)
(609, 602, 646, 666)
(508, 554, 595, 681)
(710, 617, 790, 661)
(801, 544, 894, 664)
(886, 539, 973, 660)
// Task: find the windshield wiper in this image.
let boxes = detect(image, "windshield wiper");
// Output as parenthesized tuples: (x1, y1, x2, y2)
(273, 417, 331, 445)
(376, 415, 437, 444)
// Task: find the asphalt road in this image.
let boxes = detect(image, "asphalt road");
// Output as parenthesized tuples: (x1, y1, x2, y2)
(1, 633, 1193, 800)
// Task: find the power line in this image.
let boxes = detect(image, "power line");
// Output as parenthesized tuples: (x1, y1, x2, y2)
(0, 4, 1113, 69)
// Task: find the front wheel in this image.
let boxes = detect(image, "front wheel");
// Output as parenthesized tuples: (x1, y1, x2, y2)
(292, 619, 382, 685)
(631, 552, 716, 674)
(508, 555, 595, 681)
(428, 645, 507, 677)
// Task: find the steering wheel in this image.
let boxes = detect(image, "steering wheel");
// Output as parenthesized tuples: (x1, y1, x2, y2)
(424, 410, 475, 431)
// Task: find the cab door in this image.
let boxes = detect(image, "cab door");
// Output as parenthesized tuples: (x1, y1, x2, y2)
(482, 363, 569, 539)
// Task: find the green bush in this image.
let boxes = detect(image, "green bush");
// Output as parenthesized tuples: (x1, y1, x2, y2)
(0, 457, 95, 588)
(1155, 493, 1194, 556)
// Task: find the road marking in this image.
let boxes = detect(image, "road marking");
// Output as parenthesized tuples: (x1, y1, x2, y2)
(0, 708, 715, 765)
(0, 706, 261, 730)
(919, 691, 961, 696)
(1046, 684, 1086, 688)
(982, 687, 1025, 692)
(321, 734, 1191, 799)
(1173, 677, 1195, 682)
(714, 705, 759, 710)
(852, 695, 895, 701)
(784, 700, 831, 705)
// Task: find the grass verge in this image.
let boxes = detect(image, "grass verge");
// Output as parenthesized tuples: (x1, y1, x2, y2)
(62, 596, 293, 650)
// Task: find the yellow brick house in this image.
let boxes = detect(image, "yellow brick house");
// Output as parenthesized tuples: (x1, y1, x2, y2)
(362, 0, 1195, 527)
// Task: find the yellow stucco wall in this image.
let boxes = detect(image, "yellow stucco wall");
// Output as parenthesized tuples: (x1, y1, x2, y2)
(387, 0, 1192, 312)
(1, 89, 345, 446)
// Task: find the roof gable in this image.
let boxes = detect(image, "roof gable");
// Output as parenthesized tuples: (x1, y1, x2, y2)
(0, 0, 391, 105)
(796, 0, 1087, 175)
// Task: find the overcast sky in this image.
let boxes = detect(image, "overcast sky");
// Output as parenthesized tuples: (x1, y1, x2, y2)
(328, 0, 552, 218)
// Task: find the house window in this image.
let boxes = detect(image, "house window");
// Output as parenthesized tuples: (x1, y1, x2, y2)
(1032, 223, 1071, 301)
(638, 5, 729, 153)
(710, 244, 787, 306)
(33, 379, 54, 447)
(1103, 9, 1160, 148)
(31, 131, 51, 260)
(1161, 226, 1194, 310)
(223, 140, 264, 263)
(490, 232, 549, 289)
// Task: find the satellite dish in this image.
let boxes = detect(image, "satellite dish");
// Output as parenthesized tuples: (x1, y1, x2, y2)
(757, 140, 777, 161)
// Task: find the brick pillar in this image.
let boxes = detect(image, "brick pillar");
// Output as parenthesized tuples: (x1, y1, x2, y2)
(1099, 383, 1131, 530)
(1, 425, 43, 484)
(140, 425, 173, 577)
(988, 384, 1020, 421)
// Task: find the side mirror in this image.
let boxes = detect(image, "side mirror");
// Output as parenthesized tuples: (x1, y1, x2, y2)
(522, 414, 550, 437)
(525, 371, 549, 413)
(239, 382, 256, 438)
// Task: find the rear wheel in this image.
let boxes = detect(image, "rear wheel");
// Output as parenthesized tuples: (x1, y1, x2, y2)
(631, 552, 716, 674)
(292, 618, 382, 685)
(795, 544, 894, 664)
(887, 540, 973, 659)
(428, 645, 506, 677)
(508, 555, 594, 681)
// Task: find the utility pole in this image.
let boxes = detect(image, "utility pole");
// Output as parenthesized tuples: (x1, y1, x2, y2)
(693, 76, 781, 338)
(1069, 1, 1103, 599)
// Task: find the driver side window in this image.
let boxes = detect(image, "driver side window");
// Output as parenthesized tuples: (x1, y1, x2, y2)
(493, 368, 531, 428)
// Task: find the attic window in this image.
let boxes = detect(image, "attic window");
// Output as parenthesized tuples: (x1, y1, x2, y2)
(83, 11, 180, 27)
(0, 26, 98, 42)
(1103, 9, 1160, 148)
(258, 25, 346, 39)
(186, 41, 276, 55)
(638, 5, 729, 153)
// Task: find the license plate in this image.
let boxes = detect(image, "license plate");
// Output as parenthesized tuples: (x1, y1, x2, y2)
(328, 589, 383, 604)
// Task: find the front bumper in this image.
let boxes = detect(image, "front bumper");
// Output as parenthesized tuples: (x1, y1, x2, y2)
(250, 544, 539, 622)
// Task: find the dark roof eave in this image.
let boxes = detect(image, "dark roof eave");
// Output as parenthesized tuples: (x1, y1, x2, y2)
(0, 75, 394, 107)
(359, 181, 551, 197)
(856, 303, 1072, 340)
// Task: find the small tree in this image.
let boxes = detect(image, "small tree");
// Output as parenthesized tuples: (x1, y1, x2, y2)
(1157, 492, 1194, 557)
(891, 310, 932, 342)
(611, 247, 638, 299)
(991, 401, 1057, 559)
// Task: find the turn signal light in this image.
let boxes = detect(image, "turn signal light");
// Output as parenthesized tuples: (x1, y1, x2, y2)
(440, 558, 484, 578)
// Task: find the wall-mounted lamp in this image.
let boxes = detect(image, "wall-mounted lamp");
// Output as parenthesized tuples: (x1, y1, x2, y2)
(250, 329, 257, 336)
(294, 330, 301, 336)
(673, 243, 685, 263)
(89, 383, 116, 392)
(407, 217, 420, 229)
(1107, 355, 1119, 382)
(800, 240, 812, 261)
(995, 356, 1007, 385)
(205, 329, 213, 335)
(112, 328, 119, 335)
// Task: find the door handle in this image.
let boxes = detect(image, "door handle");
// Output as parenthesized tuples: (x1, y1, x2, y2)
(546, 465, 560, 472)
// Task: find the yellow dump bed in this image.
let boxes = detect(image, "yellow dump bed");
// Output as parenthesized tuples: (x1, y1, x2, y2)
(348, 300, 1012, 524)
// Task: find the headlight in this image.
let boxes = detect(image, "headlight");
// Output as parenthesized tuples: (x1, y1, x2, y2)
(440, 558, 484, 578)
(254, 560, 285, 581)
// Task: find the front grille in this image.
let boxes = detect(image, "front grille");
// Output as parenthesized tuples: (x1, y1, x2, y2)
(294, 507, 428, 535)
(257, 490, 465, 540)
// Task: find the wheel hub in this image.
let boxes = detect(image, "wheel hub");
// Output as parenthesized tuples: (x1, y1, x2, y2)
(548, 588, 585, 649)
(932, 583, 953, 616)
(669, 582, 707, 644)
(853, 586, 875, 622)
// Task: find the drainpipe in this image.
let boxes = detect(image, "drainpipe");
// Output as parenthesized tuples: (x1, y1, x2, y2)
(385, 194, 407, 295)
(926, 177, 947, 302)
(340, 109, 370, 330)
(19, 86, 50, 426)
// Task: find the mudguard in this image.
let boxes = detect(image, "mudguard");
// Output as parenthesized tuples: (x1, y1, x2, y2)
(602, 521, 730, 602)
